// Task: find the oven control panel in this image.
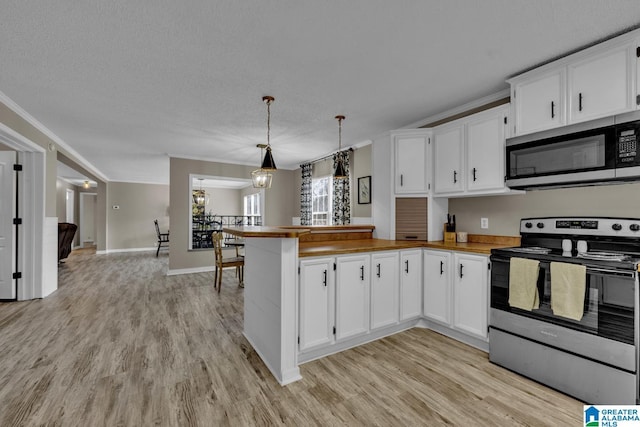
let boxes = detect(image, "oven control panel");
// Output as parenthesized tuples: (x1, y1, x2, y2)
(521, 217, 640, 237)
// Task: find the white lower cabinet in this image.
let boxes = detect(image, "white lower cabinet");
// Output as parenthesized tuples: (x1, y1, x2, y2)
(335, 254, 371, 341)
(423, 250, 452, 325)
(452, 252, 489, 340)
(298, 257, 334, 351)
(423, 250, 489, 341)
(370, 252, 399, 329)
(400, 250, 422, 321)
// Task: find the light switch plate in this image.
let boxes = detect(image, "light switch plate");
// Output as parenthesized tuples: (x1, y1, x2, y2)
(481, 218, 489, 229)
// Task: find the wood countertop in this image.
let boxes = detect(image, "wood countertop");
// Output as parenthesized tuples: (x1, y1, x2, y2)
(223, 226, 311, 238)
(299, 239, 424, 257)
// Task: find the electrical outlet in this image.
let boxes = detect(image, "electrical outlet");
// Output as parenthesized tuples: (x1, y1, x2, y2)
(481, 218, 489, 229)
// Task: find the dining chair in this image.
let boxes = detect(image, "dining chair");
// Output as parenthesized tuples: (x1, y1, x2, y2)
(212, 232, 244, 293)
(154, 219, 169, 257)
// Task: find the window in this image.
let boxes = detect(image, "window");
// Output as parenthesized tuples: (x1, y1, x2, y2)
(312, 176, 332, 225)
(243, 193, 261, 225)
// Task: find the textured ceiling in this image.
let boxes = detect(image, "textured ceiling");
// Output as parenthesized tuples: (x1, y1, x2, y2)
(2, 1, 640, 184)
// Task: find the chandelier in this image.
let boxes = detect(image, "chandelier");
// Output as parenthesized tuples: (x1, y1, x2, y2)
(251, 144, 273, 188)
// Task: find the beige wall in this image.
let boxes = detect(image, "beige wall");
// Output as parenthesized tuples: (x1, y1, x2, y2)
(449, 182, 640, 236)
(106, 182, 170, 250)
(199, 186, 243, 216)
(169, 157, 296, 271)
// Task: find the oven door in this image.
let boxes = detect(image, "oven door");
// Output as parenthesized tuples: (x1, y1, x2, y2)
(490, 255, 636, 345)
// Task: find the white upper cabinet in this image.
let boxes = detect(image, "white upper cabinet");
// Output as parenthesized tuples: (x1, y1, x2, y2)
(433, 105, 512, 197)
(433, 123, 464, 194)
(467, 106, 509, 192)
(393, 129, 431, 194)
(568, 45, 635, 123)
(509, 30, 639, 136)
(512, 69, 565, 134)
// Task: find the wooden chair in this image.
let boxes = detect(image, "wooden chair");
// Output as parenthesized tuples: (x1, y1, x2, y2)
(154, 219, 169, 257)
(212, 232, 244, 293)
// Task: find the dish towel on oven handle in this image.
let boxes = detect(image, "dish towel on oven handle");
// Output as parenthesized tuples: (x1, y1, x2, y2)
(508, 257, 540, 311)
(550, 262, 587, 321)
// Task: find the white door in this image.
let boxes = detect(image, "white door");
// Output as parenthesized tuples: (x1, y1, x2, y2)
(394, 134, 429, 193)
(423, 250, 451, 325)
(466, 106, 508, 192)
(400, 250, 422, 321)
(433, 124, 464, 194)
(0, 151, 16, 299)
(299, 257, 334, 351)
(370, 252, 399, 330)
(513, 70, 565, 135)
(335, 254, 370, 341)
(453, 253, 489, 340)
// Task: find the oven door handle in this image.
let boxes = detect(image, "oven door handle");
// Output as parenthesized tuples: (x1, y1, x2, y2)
(586, 266, 637, 278)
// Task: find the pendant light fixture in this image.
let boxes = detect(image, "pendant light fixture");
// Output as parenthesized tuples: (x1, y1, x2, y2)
(193, 178, 209, 206)
(334, 115, 348, 179)
(260, 96, 277, 171)
(251, 144, 273, 188)
(83, 180, 90, 189)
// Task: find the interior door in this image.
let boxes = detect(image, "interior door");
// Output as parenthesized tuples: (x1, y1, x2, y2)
(0, 151, 16, 299)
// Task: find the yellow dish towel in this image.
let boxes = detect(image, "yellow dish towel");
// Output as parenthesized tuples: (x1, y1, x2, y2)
(550, 262, 587, 321)
(508, 257, 540, 311)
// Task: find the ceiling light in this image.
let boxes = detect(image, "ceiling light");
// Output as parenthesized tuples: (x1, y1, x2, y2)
(252, 144, 273, 188)
(83, 180, 90, 189)
(334, 115, 348, 179)
(260, 96, 277, 171)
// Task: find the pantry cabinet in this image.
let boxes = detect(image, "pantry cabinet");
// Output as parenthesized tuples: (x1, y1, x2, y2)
(370, 252, 399, 329)
(433, 105, 510, 196)
(399, 250, 422, 321)
(393, 129, 431, 194)
(509, 31, 639, 136)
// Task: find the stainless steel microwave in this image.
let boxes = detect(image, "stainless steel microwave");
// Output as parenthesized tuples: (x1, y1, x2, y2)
(505, 111, 640, 189)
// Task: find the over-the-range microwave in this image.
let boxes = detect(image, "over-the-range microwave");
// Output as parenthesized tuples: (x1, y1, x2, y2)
(505, 110, 640, 190)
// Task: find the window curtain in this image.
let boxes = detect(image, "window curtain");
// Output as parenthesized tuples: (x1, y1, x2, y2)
(332, 151, 351, 225)
(300, 163, 312, 226)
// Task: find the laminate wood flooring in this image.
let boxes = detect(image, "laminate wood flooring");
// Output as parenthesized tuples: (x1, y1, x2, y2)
(0, 249, 583, 426)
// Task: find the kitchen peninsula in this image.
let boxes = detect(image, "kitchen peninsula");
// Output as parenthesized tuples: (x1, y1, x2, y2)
(224, 224, 517, 385)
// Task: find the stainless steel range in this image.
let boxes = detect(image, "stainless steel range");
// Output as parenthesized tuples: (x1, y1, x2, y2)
(489, 217, 640, 404)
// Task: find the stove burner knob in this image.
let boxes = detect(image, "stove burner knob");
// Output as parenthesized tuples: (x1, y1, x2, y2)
(612, 223, 623, 231)
(525, 222, 533, 229)
(630, 224, 640, 232)
(536, 222, 544, 229)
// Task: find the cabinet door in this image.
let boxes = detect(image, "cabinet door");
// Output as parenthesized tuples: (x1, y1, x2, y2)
(336, 254, 370, 340)
(466, 106, 508, 192)
(513, 70, 564, 135)
(569, 45, 634, 123)
(371, 252, 399, 329)
(423, 250, 451, 325)
(400, 250, 422, 321)
(394, 134, 430, 193)
(433, 124, 464, 194)
(299, 257, 334, 351)
(453, 253, 489, 340)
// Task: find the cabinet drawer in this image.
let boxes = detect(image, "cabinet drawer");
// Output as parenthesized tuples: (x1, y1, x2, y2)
(395, 232, 427, 241)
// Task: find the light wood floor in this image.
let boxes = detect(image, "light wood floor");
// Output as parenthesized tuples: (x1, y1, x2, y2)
(0, 249, 583, 426)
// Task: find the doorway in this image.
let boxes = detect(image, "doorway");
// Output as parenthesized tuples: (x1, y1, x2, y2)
(80, 193, 97, 248)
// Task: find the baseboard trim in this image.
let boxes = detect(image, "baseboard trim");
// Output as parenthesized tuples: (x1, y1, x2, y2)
(96, 247, 156, 255)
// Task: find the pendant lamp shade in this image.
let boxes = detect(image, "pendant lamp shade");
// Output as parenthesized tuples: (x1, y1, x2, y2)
(252, 144, 273, 188)
(334, 115, 348, 179)
(260, 145, 277, 171)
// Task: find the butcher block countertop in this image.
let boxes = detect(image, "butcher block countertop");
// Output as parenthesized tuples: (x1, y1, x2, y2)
(224, 225, 520, 257)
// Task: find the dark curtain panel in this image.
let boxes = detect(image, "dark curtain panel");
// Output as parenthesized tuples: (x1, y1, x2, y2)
(332, 151, 351, 225)
(300, 163, 312, 225)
